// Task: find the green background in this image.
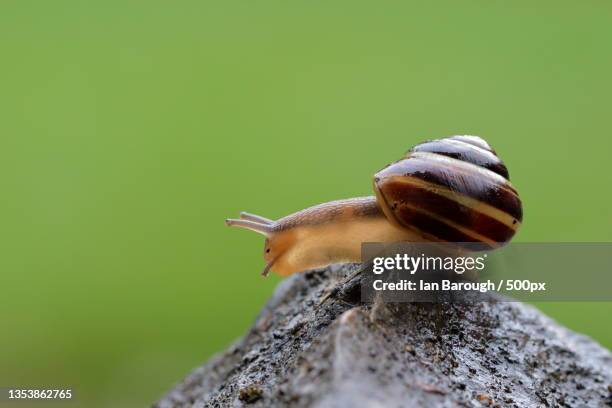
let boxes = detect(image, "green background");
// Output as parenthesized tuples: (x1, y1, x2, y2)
(1, 1, 611, 407)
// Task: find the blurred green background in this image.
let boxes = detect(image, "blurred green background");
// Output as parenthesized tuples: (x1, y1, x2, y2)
(1, 1, 611, 407)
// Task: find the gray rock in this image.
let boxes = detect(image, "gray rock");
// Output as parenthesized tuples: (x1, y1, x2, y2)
(155, 265, 612, 407)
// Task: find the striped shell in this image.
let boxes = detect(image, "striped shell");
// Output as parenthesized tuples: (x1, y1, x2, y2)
(373, 135, 522, 249)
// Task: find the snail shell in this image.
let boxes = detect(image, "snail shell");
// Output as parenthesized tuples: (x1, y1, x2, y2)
(373, 135, 522, 249)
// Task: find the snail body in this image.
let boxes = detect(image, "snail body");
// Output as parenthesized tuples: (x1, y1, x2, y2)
(226, 135, 522, 277)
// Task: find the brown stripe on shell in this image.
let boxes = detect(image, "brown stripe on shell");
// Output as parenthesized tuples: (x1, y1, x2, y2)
(375, 153, 522, 222)
(395, 205, 495, 250)
(377, 179, 518, 244)
(375, 175, 521, 228)
(448, 135, 494, 153)
(411, 151, 518, 195)
(410, 138, 510, 180)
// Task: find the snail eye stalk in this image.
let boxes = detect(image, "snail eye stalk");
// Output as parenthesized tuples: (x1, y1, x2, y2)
(225, 219, 273, 236)
(239, 212, 274, 225)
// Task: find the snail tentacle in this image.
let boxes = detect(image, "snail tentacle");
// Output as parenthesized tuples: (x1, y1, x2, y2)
(225, 219, 273, 235)
(239, 212, 274, 225)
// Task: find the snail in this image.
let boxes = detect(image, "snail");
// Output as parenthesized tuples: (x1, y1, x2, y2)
(226, 135, 522, 277)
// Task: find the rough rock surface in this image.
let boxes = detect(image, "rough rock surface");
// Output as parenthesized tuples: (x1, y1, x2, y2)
(155, 265, 612, 408)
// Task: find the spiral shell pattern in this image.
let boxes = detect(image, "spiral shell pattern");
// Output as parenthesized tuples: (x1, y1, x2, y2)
(373, 135, 522, 249)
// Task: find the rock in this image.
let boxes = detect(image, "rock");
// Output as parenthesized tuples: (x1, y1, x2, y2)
(155, 265, 612, 407)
